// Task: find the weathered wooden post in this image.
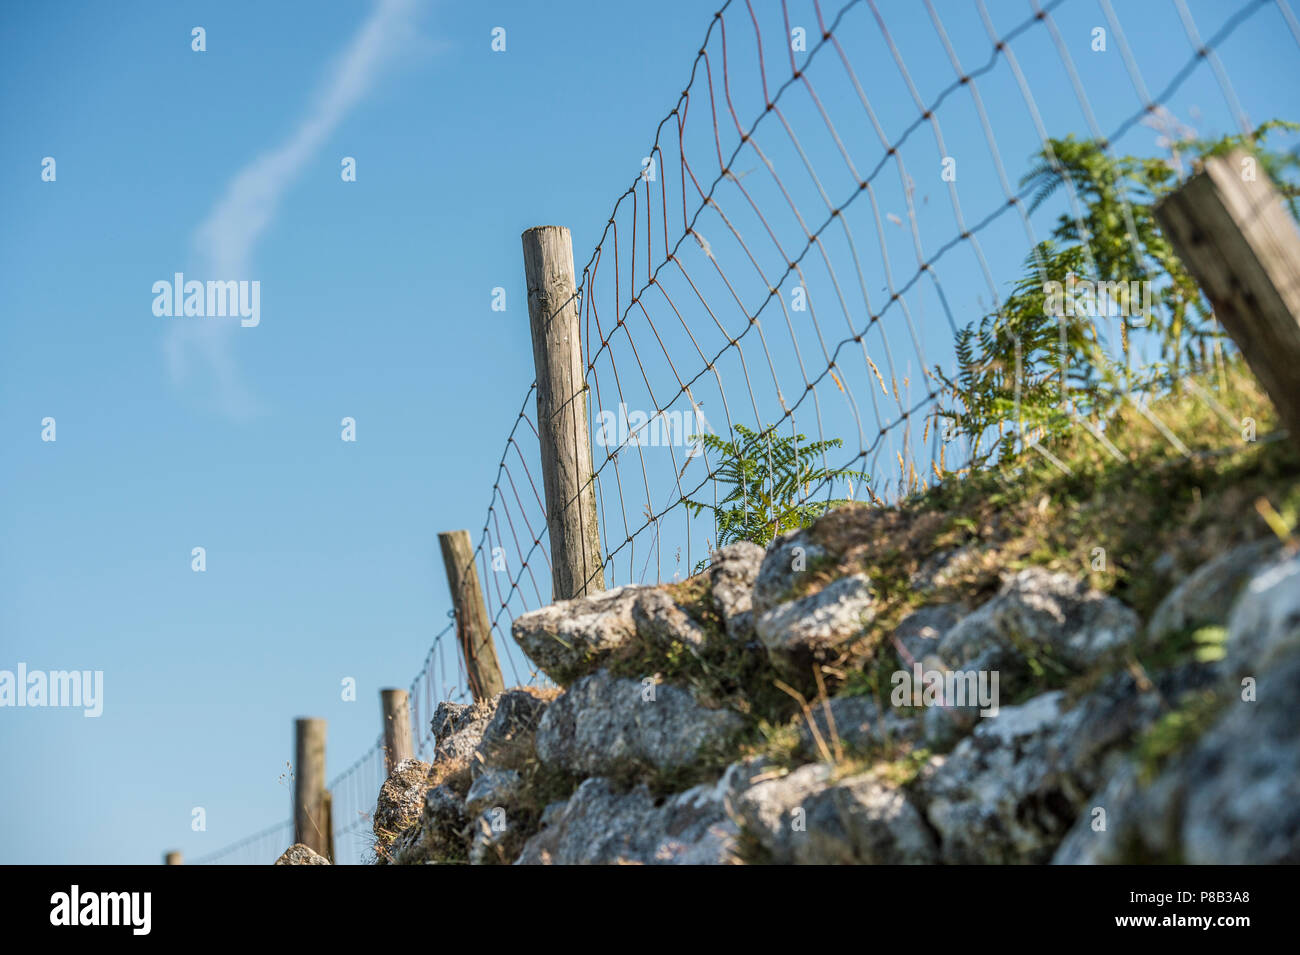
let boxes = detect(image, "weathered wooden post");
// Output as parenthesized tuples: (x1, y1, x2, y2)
(380, 688, 414, 773)
(438, 530, 506, 701)
(293, 717, 330, 859)
(522, 225, 605, 600)
(1155, 149, 1300, 449)
(163, 851, 182, 865)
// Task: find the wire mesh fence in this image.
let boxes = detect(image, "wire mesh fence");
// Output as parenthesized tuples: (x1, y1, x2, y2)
(195, 623, 466, 865)
(464, 0, 1298, 666)
(194, 0, 1298, 864)
(192, 819, 294, 867)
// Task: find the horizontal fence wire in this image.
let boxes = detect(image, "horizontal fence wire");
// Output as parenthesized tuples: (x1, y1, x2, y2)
(190, 819, 294, 867)
(462, 0, 1295, 656)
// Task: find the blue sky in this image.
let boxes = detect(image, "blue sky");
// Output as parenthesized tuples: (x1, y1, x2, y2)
(1, 0, 1296, 864)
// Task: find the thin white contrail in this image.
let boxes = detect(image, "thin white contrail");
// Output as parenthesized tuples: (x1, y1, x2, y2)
(168, 0, 425, 416)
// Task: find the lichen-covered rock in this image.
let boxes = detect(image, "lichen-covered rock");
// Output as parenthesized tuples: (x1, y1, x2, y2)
(464, 768, 522, 818)
(921, 700, 983, 752)
(1153, 655, 1300, 864)
(384, 779, 478, 867)
(1056, 558, 1300, 865)
(373, 758, 432, 840)
(920, 673, 1169, 864)
(538, 799, 567, 829)
(1224, 551, 1300, 679)
(752, 528, 827, 615)
(390, 493, 1298, 867)
(472, 690, 549, 774)
(388, 784, 470, 865)
(432, 697, 497, 764)
(1055, 660, 1300, 865)
(921, 693, 1066, 864)
(424, 784, 469, 832)
(632, 589, 711, 652)
(909, 544, 989, 595)
(513, 563, 759, 686)
(274, 843, 331, 865)
(516, 762, 760, 865)
(1051, 760, 1171, 864)
(1147, 539, 1280, 646)
(736, 762, 937, 864)
(797, 694, 917, 759)
(469, 807, 524, 865)
(937, 568, 1138, 682)
(754, 573, 875, 665)
(706, 541, 765, 638)
(511, 586, 642, 684)
(892, 603, 968, 667)
(535, 669, 744, 777)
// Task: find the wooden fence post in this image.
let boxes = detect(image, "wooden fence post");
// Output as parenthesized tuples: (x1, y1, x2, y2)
(163, 851, 182, 865)
(438, 530, 506, 701)
(380, 688, 414, 773)
(1155, 149, 1300, 449)
(293, 717, 330, 858)
(522, 225, 605, 600)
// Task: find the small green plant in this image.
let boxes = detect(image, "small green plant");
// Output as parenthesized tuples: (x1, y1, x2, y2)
(1135, 689, 1225, 784)
(684, 424, 869, 556)
(932, 121, 1299, 464)
(933, 240, 1120, 466)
